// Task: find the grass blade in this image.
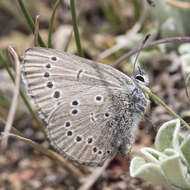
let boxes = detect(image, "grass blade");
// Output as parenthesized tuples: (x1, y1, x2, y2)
(48, 0, 61, 48)
(70, 0, 84, 57)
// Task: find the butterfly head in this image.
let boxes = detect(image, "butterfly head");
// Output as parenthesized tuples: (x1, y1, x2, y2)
(128, 68, 150, 115)
(132, 69, 149, 88)
(131, 34, 150, 88)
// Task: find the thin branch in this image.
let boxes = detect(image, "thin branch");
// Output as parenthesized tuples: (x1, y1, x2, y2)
(140, 85, 190, 130)
(2, 132, 84, 179)
(112, 36, 190, 67)
(64, 28, 73, 52)
(79, 158, 113, 190)
(0, 117, 83, 179)
(48, 0, 61, 48)
(1, 47, 21, 149)
(34, 15, 40, 47)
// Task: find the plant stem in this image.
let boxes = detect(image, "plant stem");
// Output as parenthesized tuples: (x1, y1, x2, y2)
(0, 118, 83, 179)
(48, 0, 61, 48)
(142, 87, 190, 130)
(70, 0, 84, 57)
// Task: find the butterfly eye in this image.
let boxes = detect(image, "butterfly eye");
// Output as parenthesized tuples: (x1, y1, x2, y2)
(135, 75, 145, 82)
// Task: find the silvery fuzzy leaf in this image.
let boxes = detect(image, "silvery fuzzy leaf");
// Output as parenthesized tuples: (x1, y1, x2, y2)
(155, 119, 182, 152)
(163, 148, 177, 156)
(130, 156, 169, 187)
(161, 155, 190, 190)
(130, 119, 190, 190)
(141, 147, 167, 163)
(181, 135, 190, 168)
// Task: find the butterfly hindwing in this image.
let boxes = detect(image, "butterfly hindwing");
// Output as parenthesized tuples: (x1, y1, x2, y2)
(47, 88, 123, 166)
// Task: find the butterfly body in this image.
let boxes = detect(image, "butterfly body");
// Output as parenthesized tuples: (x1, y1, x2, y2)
(22, 47, 148, 166)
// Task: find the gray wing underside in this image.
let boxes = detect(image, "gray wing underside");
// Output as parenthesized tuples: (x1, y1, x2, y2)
(47, 88, 120, 166)
(22, 47, 133, 166)
(22, 47, 132, 120)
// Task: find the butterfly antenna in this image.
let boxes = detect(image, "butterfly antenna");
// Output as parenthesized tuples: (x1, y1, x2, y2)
(133, 33, 151, 75)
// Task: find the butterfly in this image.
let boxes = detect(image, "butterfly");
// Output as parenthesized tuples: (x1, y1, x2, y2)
(21, 47, 149, 167)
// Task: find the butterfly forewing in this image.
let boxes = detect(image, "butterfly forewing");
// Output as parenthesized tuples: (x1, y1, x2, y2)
(22, 47, 131, 120)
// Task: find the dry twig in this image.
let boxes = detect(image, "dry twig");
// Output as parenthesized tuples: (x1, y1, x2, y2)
(34, 15, 40, 47)
(112, 36, 190, 67)
(2, 132, 84, 179)
(1, 47, 21, 149)
(79, 157, 113, 190)
(64, 28, 73, 52)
